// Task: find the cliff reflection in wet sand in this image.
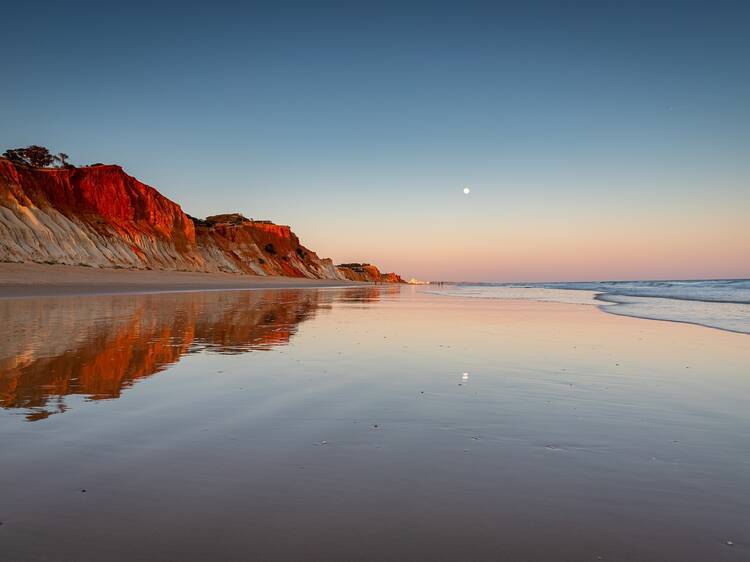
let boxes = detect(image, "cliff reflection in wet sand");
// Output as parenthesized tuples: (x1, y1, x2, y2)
(0, 287, 385, 421)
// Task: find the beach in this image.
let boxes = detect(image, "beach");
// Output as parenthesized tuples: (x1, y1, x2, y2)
(1, 285, 748, 561)
(0, 262, 363, 298)
(4, 2, 748, 560)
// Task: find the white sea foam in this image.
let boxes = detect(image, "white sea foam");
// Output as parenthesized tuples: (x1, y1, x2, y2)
(544, 279, 750, 304)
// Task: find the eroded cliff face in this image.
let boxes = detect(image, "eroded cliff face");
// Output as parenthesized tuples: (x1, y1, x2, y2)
(193, 214, 342, 278)
(0, 159, 202, 270)
(0, 159, 400, 281)
(337, 263, 404, 284)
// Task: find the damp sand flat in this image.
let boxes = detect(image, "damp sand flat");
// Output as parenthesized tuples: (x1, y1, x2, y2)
(0, 287, 748, 561)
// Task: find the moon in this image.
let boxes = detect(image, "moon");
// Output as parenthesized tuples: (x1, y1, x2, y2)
(463, 187, 470, 194)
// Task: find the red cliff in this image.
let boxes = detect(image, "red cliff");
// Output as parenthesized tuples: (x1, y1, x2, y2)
(0, 159, 400, 281)
(193, 213, 341, 278)
(337, 263, 405, 284)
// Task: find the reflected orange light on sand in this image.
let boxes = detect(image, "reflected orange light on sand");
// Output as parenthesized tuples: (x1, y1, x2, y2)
(0, 287, 389, 420)
(2, 286, 747, 422)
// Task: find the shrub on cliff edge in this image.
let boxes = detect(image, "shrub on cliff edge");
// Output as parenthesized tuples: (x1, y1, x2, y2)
(3, 146, 72, 168)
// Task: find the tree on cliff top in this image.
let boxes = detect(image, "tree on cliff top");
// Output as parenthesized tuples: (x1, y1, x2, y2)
(3, 146, 72, 168)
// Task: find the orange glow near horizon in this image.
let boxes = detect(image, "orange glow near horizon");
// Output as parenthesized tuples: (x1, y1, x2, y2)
(301, 196, 750, 282)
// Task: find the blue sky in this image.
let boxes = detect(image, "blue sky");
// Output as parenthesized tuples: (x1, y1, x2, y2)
(2, 1, 748, 280)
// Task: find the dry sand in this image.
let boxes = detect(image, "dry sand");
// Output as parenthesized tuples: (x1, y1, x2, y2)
(0, 262, 363, 298)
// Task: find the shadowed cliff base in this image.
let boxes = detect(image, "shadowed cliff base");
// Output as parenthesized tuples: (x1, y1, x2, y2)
(0, 262, 365, 298)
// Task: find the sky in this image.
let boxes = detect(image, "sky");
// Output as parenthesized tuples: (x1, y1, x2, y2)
(2, 0, 748, 281)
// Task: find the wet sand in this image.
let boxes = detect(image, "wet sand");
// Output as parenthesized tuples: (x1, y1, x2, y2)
(1, 287, 748, 561)
(0, 262, 363, 298)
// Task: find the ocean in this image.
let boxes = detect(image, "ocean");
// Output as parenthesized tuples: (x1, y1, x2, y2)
(425, 279, 750, 334)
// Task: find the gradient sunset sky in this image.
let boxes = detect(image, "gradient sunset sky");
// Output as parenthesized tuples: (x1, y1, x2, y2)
(2, 1, 748, 281)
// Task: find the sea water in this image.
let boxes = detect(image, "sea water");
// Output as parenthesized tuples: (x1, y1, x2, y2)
(426, 279, 750, 334)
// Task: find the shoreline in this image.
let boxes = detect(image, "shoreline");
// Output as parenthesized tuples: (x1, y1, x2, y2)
(420, 284, 750, 335)
(0, 262, 367, 299)
(593, 292, 750, 335)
